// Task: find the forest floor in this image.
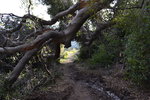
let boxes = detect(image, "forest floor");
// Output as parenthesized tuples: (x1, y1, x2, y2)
(26, 53, 150, 100)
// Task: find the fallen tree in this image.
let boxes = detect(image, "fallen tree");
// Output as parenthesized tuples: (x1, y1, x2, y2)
(0, 0, 145, 87)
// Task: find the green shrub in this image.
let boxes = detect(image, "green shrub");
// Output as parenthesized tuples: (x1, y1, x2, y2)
(79, 46, 91, 60)
(79, 43, 99, 60)
(125, 32, 150, 85)
(88, 44, 113, 69)
(79, 31, 122, 69)
(117, 7, 150, 85)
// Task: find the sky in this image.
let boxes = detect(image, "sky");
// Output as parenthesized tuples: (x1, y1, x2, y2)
(0, 0, 50, 20)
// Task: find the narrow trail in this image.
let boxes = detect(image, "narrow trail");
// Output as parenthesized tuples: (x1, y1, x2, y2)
(62, 64, 93, 100)
(59, 63, 121, 100)
(56, 63, 149, 100)
(26, 63, 122, 100)
(59, 53, 121, 100)
(26, 54, 150, 100)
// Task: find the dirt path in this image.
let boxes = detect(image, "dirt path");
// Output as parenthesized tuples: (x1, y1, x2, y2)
(26, 63, 121, 100)
(26, 62, 150, 100)
(62, 64, 94, 100)
(61, 63, 121, 100)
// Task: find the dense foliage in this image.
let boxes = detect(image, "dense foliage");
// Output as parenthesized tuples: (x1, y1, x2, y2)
(79, 0, 150, 86)
(79, 29, 122, 69)
(119, 9, 150, 85)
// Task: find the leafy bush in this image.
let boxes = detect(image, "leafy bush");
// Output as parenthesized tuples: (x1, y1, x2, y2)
(78, 46, 92, 60)
(78, 29, 123, 69)
(116, 7, 150, 85)
(78, 41, 100, 60)
(88, 44, 113, 69)
(125, 32, 150, 85)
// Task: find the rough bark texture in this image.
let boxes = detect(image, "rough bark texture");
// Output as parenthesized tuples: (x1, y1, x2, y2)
(6, 49, 38, 86)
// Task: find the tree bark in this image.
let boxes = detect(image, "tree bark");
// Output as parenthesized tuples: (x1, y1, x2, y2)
(54, 43, 61, 60)
(6, 49, 38, 86)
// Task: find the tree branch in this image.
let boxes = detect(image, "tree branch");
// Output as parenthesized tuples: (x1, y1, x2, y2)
(28, 0, 32, 14)
(0, 14, 26, 34)
(22, 2, 80, 26)
(0, 30, 62, 53)
(6, 48, 38, 86)
(0, 3, 79, 34)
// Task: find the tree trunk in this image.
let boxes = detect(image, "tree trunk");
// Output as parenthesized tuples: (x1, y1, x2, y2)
(54, 43, 61, 60)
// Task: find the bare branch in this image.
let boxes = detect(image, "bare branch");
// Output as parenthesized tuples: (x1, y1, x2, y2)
(0, 13, 22, 18)
(0, 30, 62, 53)
(22, 2, 80, 25)
(6, 49, 38, 86)
(28, 0, 32, 14)
(0, 14, 26, 33)
(0, 2, 80, 34)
